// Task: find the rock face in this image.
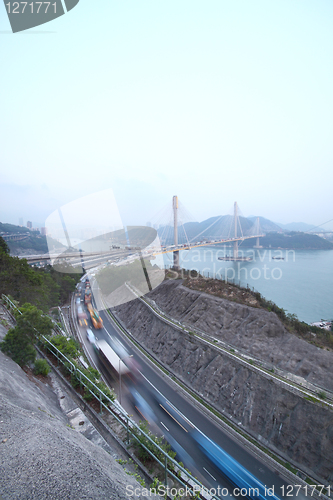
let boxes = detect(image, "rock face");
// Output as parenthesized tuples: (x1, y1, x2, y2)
(0, 324, 156, 500)
(151, 280, 333, 392)
(113, 280, 333, 482)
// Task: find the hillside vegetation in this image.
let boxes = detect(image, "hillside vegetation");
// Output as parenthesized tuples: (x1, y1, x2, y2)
(242, 231, 333, 249)
(0, 221, 65, 255)
(183, 276, 333, 349)
(0, 236, 81, 310)
(0, 222, 30, 234)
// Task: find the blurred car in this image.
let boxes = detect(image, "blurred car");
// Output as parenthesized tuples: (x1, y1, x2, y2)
(128, 387, 155, 423)
(86, 328, 96, 344)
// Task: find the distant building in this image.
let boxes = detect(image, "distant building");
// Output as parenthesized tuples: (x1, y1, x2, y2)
(146, 221, 152, 227)
(41, 227, 48, 236)
(27, 221, 32, 229)
(19, 217, 23, 226)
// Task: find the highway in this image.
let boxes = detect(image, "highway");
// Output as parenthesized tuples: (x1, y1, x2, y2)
(74, 281, 311, 500)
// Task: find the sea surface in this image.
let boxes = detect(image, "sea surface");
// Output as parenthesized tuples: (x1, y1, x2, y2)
(159, 245, 333, 324)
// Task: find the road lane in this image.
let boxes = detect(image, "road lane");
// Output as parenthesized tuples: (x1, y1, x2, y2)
(76, 281, 309, 500)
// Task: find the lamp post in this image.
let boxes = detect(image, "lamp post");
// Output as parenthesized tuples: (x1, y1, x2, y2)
(119, 355, 133, 406)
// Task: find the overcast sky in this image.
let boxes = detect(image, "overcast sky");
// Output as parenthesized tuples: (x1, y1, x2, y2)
(1, 0, 333, 230)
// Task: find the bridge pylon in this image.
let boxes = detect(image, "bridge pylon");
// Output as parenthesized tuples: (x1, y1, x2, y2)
(173, 195, 180, 270)
(233, 201, 239, 259)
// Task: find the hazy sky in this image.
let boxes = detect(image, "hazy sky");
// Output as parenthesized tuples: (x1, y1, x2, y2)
(1, 0, 333, 229)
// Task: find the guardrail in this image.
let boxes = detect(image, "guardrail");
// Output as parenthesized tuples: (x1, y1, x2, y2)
(1, 294, 218, 500)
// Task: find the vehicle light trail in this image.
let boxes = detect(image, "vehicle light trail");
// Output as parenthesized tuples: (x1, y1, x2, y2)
(165, 400, 194, 428)
(203, 467, 216, 481)
(135, 406, 150, 423)
(160, 404, 189, 432)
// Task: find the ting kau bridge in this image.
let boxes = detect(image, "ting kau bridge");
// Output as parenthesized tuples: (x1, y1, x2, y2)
(22, 196, 264, 269)
(148, 196, 264, 270)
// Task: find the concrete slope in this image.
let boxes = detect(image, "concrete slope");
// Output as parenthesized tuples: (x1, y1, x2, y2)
(0, 325, 156, 500)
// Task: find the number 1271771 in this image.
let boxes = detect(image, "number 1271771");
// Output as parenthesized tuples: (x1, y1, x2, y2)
(5, 2, 57, 14)
(280, 485, 331, 497)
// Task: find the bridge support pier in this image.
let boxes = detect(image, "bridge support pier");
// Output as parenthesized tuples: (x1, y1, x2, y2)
(173, 250, 180, 270)
(233, 240, 238, 259)
(173, 195, 180, 270)
(253, 236, 262, 249)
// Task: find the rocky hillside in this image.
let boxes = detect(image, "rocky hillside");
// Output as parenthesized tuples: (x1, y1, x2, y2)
(113, 280, 333, 482)
(148, 280, 333, 390)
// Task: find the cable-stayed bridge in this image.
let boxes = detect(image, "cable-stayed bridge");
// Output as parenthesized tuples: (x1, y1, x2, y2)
(21, 196, 264, 268)
(147, 196, 264, 269)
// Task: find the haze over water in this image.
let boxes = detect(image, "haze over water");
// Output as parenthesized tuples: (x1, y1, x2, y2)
(160, 246, 333, 324)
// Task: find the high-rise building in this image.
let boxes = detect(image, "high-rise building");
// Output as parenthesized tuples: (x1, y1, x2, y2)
(19, 217, 23, 226)
(41, 227, 48, 236)
(27, 221, 32, 229)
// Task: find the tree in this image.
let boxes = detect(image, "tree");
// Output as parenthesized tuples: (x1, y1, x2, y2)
(0, 327, 36, 366)
(0, 236, 9, 255)
(15, 303, 53, 341)
(0, 252, 81, 311)
(0, 303, 53, 367)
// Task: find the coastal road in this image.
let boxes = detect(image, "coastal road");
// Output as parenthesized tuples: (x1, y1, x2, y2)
(76, 281, 309, 500)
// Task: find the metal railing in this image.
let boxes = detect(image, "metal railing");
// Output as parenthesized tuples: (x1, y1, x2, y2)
(1, 294, 218, 500)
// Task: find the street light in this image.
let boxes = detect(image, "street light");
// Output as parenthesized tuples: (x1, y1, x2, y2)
(119, 355, 133, 406)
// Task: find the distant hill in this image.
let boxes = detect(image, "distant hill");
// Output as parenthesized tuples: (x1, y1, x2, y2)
(242, 231, 333, 249)
(247, 216, 282, 233)
(0, 221, 65, 255)
(276, 221, 323, 232)
(0, 222, 30, 234)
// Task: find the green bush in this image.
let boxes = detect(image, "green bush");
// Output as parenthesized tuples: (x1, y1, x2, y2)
(69, 365, 115, 403)
(131, 421, 176, 464)
(49, 335, 80, 358)
(33, 358, 51, 376)
(62, 361, 75, 377)
(0, 327, 36, 367)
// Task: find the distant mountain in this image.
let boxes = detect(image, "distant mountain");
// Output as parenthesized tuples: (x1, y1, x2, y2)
(0, 221, 64, 255)
(276, 222, 321, 232)
(242, 231, 333, 249)
(0, 222, 30, 234)
(247, 216, 282, 233)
